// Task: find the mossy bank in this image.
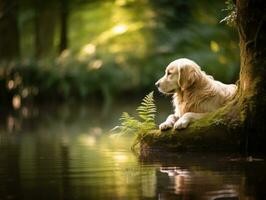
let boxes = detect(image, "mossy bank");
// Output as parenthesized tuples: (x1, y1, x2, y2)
(136, 101, 245, 153)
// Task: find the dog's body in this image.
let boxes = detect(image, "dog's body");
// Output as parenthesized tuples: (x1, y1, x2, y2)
(156, 58, 237, 130)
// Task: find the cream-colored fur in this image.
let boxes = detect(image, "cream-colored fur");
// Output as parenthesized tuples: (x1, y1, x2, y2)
(155, 58, 237, 130)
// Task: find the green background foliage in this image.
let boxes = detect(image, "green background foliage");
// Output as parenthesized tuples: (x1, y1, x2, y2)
(0, 0, 239, 106)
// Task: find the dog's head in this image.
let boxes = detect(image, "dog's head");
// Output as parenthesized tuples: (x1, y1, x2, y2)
(155, 58, 202, 94)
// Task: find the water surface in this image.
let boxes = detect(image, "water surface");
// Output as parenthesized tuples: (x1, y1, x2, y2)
(0, 103, 265, 200)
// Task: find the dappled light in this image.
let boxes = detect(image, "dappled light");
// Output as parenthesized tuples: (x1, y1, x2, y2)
(81, 43, 96, 56)
(88, 59, 103, 70)
(113, 152, 129, 163)
(79, 134, 97, 147)
(210, 40, 220, 53)
(112, 24, 128, 35)
(12, 95, 21, 109)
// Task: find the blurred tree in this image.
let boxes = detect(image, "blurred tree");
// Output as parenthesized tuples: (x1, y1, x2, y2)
(0, 0, 20, 60)
(148, 0, 192, 29)
(59, 0, 68, 53)
(34, 0, 57, 58)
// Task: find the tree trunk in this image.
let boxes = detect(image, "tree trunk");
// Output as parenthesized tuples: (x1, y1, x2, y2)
(139, 0, 266, 154)
(0, 0, 20, 61)
(59, 0, 68, 53)
(34, 0, 56, 59)
(236, 0, 266, 153)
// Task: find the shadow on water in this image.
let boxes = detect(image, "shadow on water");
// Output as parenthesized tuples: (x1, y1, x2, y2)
(0, 102, 266, 200)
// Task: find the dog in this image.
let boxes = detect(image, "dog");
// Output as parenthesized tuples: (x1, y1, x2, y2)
(155, 58, 237, 130)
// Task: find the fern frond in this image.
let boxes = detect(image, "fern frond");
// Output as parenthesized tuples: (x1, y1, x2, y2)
(118, 112, 141, 134)
(137, 91, 156, 123)
(111, 91, 157, 139)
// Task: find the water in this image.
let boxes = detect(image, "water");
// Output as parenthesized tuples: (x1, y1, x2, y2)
(0, 103, 265, 200)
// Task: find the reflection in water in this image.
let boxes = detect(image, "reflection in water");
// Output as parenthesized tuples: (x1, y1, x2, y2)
(159, 167, 239, 200)
(0, 104, 266, 200)
(160, 167, 190, 195)
(205, 188, 239, 200)
(7, 115, 18, 132)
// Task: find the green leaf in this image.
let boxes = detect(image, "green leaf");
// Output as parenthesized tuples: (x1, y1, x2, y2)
(111, 91, 157, 138)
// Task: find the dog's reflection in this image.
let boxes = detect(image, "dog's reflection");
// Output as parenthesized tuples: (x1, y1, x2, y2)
(159, 167, 239, 200)
(160, 167, 190, 194)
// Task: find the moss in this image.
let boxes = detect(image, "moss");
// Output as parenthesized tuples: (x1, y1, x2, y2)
(138, 103, 243, 153)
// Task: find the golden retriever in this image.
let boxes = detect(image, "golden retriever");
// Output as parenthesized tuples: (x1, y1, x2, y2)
(155, 58, 237, 130)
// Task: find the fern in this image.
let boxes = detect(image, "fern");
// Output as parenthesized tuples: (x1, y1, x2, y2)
(137, 91, 156, 123)
(111, 91, 157, 138)
(119, 112, 141, 134)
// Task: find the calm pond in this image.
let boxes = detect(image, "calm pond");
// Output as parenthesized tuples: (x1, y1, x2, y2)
(0, 102, 265, 200)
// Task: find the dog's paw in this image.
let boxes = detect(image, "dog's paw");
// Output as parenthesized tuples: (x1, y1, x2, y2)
(159, 122, 173, 131)
(173, 118, 189, 130)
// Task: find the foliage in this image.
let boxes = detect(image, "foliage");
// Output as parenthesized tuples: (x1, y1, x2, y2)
(1, 0, 240, 107)
(220, 0, 237, 26)
(111, 91, 157, 143)
(137, 91, 156, 123)
(0, 58, 139, 105)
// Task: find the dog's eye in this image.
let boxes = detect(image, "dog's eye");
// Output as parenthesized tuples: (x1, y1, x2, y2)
(167, 72, 172, 76)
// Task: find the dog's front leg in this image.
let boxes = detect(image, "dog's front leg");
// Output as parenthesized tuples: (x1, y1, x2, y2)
(174, 112, 207, 129)
(159, 114, 179, 131)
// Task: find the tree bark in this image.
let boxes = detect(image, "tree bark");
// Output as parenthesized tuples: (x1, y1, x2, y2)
(235, 0, 266, 153)
(0, 0, 20, 61)
(140, 0, 266, 154)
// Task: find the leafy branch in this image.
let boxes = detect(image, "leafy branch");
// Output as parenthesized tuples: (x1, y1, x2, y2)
(220, 0, 237, 26)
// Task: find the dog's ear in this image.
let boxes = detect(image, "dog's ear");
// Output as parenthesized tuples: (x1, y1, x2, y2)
(178, 66, 200, 90)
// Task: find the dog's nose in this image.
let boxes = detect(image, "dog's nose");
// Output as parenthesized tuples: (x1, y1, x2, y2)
(155, 82, 160, 88)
